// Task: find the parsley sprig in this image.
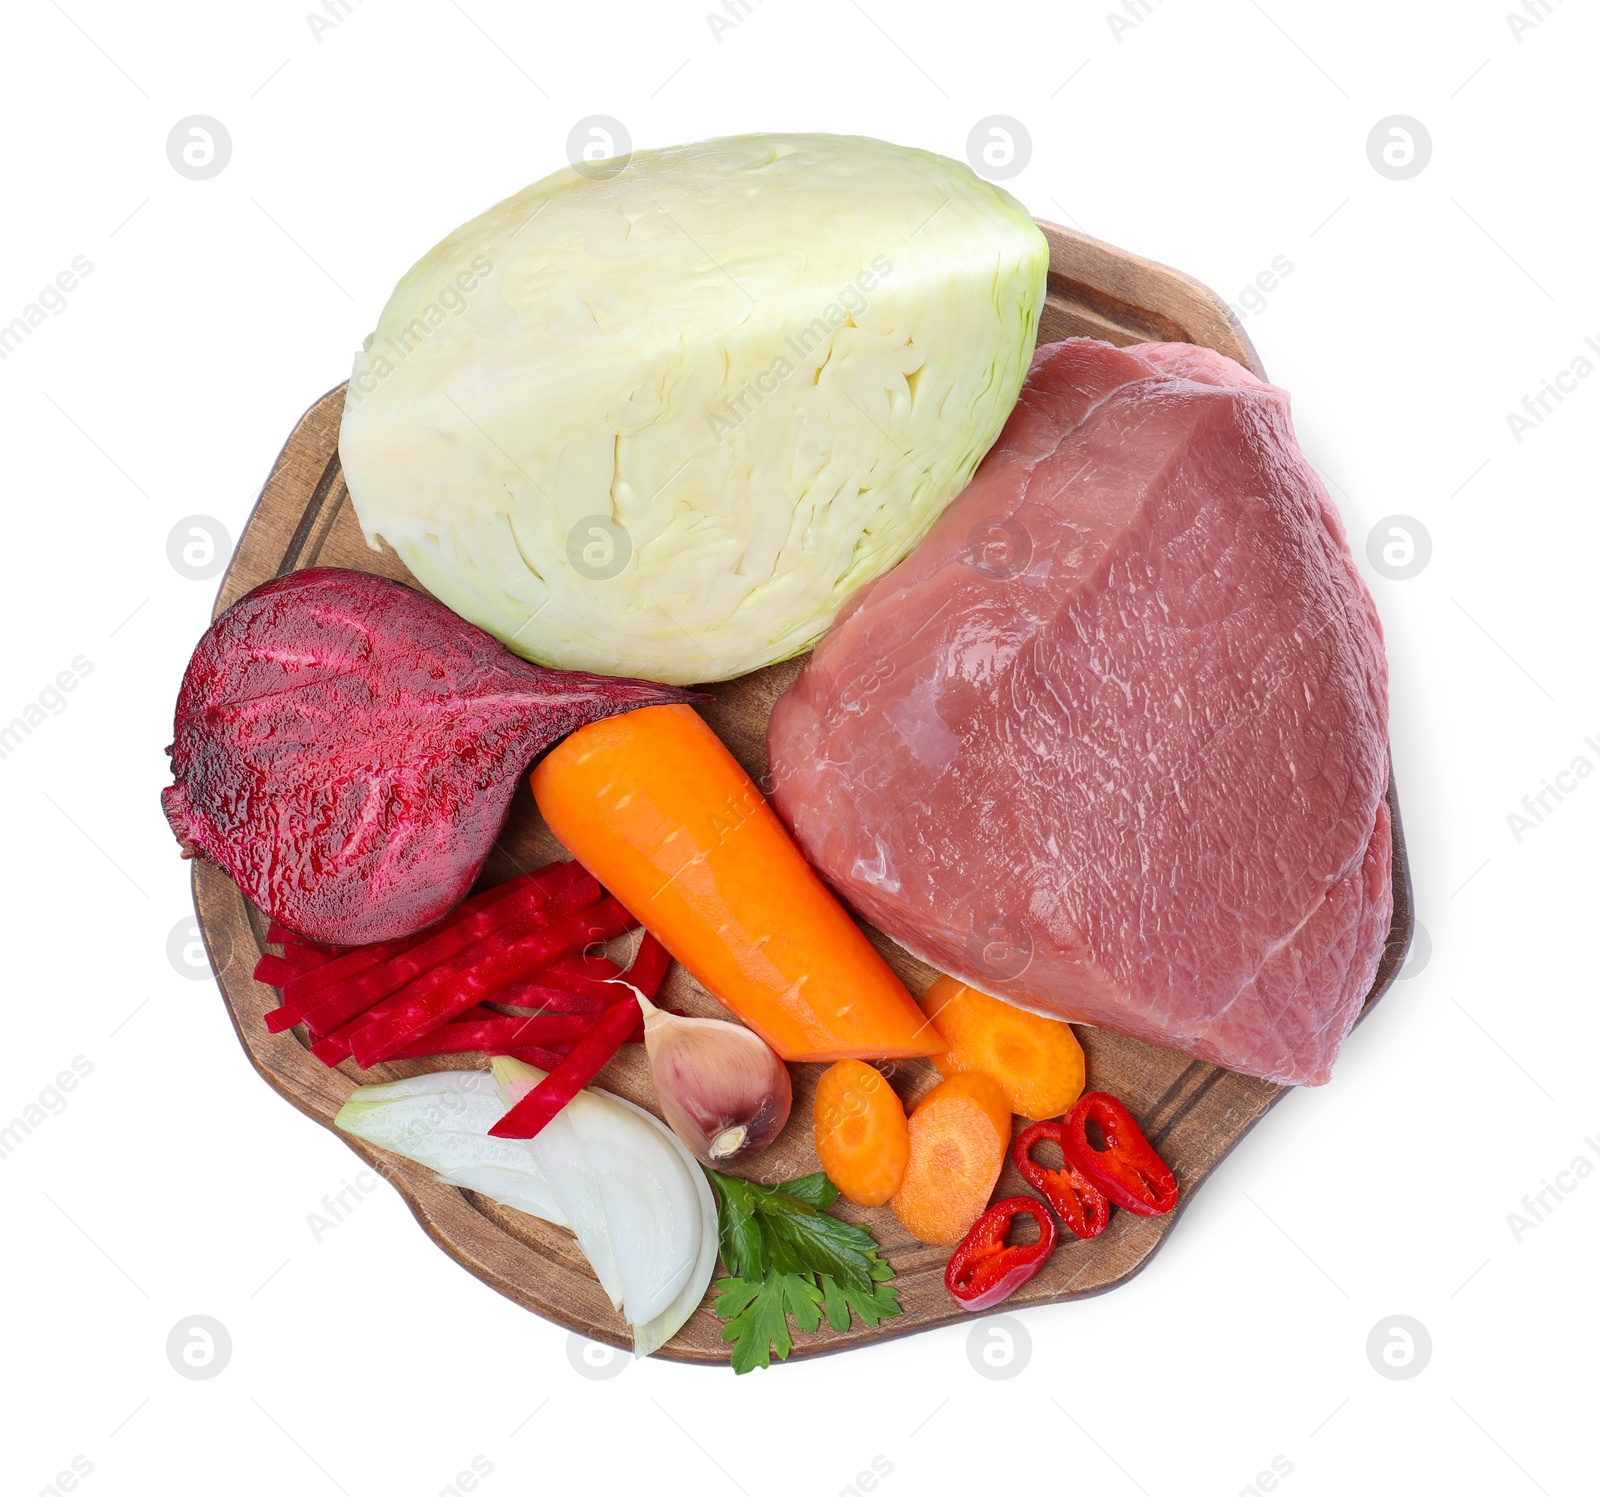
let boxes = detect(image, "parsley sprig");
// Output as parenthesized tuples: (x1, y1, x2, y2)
(705, 1169, 901, 1373)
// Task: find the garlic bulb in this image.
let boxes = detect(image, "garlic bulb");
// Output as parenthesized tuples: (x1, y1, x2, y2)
(629, 986, 792, 1167)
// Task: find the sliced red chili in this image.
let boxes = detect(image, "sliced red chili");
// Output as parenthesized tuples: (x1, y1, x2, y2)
(1013, 1119, 1110, 1239)
(1061, 1091, 1178, 1216)
(944, 1196, 1058, 1312)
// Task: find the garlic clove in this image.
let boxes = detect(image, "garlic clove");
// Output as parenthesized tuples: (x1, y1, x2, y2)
(625, 983, 793, 1168)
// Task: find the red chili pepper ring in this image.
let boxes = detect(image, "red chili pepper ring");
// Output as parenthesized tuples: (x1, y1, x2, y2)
(944, 1196, 1058, 1312)
(1061, 1091, 1178, 1216)
(1013, 1119, 1110, 1239)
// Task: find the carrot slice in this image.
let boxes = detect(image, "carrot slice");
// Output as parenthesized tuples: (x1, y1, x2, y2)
(921, 975, 1086, 1121)
(890, 1073, 1014, 1247)
(530, 704, 940, 1062)
(813, 1060, 910, 1208)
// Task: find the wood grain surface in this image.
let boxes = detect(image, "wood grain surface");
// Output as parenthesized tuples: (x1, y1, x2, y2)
(189, 219, 1414, 1366)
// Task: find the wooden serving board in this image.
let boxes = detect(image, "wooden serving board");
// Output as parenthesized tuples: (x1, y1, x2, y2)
(192, 220, 1413, 1365)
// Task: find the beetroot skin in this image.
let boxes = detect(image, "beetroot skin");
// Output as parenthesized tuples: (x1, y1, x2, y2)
(162, 568, 697, 945)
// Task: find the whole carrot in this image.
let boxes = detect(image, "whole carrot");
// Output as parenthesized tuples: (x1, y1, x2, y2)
(530, 704, 941, 1063)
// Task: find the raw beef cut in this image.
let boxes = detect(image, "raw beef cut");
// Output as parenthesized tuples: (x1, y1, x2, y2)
(766, 339, 1391, 1086)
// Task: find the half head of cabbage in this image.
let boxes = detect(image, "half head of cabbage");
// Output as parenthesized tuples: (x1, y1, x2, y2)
(339, 133, 1047, 684)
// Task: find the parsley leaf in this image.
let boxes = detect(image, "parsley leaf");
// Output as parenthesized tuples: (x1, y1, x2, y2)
(818, 1272, 851, 1333)
(705, 1167, 901, 1372)
(761, 1203, 876, 1293)
(839, 1256, 903, 1328)
(763, 1222, 809, 1276)
(706, 1170, 764, 1280)
(758, 1172, 839, 1210)
(715, 1273, 824, 1374)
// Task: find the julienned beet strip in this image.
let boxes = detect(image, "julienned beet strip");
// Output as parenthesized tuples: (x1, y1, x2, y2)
(409, 997, 652, 1055)
(388, 1010, 596, 1058)
(627, 933, 672, 999)
(497, 955, 627, 1006)
(276, 943, 334, 973)
(306, 920, 667, 1075)
(494, 983, 612, 1016)
(277, 873, 539, 1009)
(551, 952, 626, 979)
(287, 867, 601, 1039)
(308, 1034, 349, 1066)
(266, 877, 538, 1032)
(495, 935, 669, 1009)
(318, 1028, 585, 1065)
(253, 953, 299, 988)
(259, 942, 337, 1027)
(286, 862, 581, 1008)
(343, 898, 638, 1068)
(295, 870, 600, 1038)
(491, 934, 667, 1032)
(506, 1044, 574, 1071)
(299, 870, 601, 1049)
(488, 998, 641, 1140)
(275, 862, 583, 1023)
(266, 921, 345, 956)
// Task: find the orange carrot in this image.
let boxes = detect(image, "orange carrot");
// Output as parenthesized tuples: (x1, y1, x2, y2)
(813, 1060, 910, 1207)
(891, 1072, 1014, 1247)
(922, 975, 1086, 1121)
(530, 705, 940, 1063)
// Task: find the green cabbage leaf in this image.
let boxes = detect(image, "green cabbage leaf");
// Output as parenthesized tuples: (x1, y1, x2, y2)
(340, 133, 1046, 683)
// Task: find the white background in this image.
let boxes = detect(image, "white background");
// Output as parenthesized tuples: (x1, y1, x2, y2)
(1, 1, 1593, 1493)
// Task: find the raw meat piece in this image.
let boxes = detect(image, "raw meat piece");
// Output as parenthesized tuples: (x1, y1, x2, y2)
(767, 339, 1391, 1086)
(162, 568, 695, 945)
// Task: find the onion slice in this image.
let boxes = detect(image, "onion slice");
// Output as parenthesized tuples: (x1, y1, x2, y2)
(334, 1072, 568, 1226)
(519, 1103, 626, 1312)
(335, 1065, 715, 1356)
(602, 1088, 719, 1358)
(492, 1059, 710, 1338)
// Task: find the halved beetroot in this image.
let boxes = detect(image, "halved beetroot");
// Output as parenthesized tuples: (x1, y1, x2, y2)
(162, 568, 696, 945)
